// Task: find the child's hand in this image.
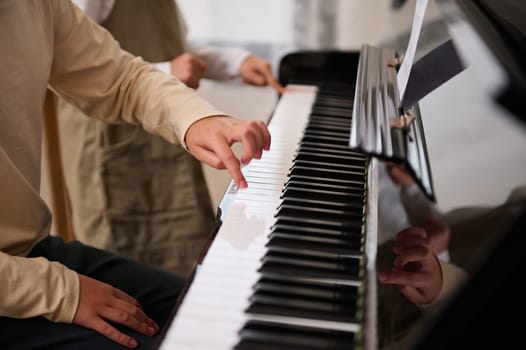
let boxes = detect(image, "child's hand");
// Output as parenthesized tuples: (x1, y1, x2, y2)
(378, 227, 443, 305)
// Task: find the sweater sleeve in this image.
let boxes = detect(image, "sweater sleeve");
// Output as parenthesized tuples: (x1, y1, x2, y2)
(149, 1, 251, 82)
(187, 43, 252, 81)
(0, 252, 80, 323)
(400, 183, 443, 227)
(175, 2, 251, 81)
(0, 147, 80, 323)
(48, 0, 226, 148)
(417, 260, 468, 313)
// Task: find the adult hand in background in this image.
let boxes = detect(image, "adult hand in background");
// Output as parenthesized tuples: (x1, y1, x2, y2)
(239, 55, 285, 94)
(378, 227, 443, 305)
(170, 53, 208, 89)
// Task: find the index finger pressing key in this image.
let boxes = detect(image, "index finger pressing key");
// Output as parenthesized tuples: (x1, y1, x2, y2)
(229, 121, 270, 188)
(215, 142, 247, 189)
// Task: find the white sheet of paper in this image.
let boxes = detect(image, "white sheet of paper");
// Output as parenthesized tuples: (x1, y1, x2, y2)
(397, 0, 429, 102)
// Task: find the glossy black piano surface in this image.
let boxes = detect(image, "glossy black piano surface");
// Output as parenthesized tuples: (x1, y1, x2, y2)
(404, 0, 526, 348)
(156, 0, 526, 349)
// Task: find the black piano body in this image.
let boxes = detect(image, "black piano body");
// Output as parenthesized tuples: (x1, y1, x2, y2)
(405, 0, 526, 348)
(156, 0, 526, 348)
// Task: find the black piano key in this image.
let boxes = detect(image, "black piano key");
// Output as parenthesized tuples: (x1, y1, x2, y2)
(265, 240, 362, 260)
(291, 161, 365, 176)
(277, 197, 364, 212)
(285, 175, 365, 190)
(307, 113, 352, 123)
(316, 86, 354, 95)
(299, 139, 358, 152)
(297, 144, 366, 159)
(273, 214, 363, 231)
(287, 166, 365, 182)
(249, 277, 358, 316)
(253, 276, 359, 301)
(304, 128, 350, 144)
(304, 124, 351, 136)
(293, 151, 366, 166)
(287, 161, 365, 181)
(305, 120, 350, 129)
(288, 158, 364, 171)
(283, 177, 365, 192)
(259, 250, 361, 281)
(271, 223, 362, 240)
(314, 96, 354, 109)
(275, 204, 363, 222)
(283, 179, 365, 196)
(247, 294, 357, 324)
(235, 320, 355, 350)
(276, 199, 363, 215)
(247, 294, 357, 323)
(313, 101, 352, 110)
(308, 114, 350, 122)
(317, 83, 355, 96)
(278, 192, 364, 209)
(308, 115, 351, 126)
(310, 106, 352, 118)
(271, 219, 363, 238)
(281, 187, 364, 208)
(269, 225, 362, 239)
(301, 133, 351, 146)
(266, 234, 362, 256)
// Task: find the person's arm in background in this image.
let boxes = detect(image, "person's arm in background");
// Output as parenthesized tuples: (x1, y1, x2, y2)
(67, 0, 268, 187)
(385, 163, 451, 261)
(184, 44, 285, 93)
(376, 228, 467, 350)
(154, 2, 284, 93)
(75, 1, 283, 94)
(378, 227, 467, 311)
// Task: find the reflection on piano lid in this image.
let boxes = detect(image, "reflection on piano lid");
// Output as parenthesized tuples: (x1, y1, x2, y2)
(278, 41, 440, 204)
(403, 0, 526, 349)
(349, 44, 436, 202)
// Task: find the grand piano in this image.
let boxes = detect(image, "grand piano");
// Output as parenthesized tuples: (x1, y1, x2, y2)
(156, 0, 526, 349)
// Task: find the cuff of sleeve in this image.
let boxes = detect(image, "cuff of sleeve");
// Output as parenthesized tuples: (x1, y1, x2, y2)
(418, 260, 467, 312)
(153, 61, 171, 75)
(402, 183, 421, 195)
(436, 249, 450, 262)
(142, 92, 228, 151)
(46, 262, 80, 323)
(224, 49, 252, 77)
(177, 98, 228, 151)
(438, 260, 467, 301)
(62, 271, 80, 323)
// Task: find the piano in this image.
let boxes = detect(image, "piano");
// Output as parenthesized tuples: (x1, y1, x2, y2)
(156, 0, 526, 349)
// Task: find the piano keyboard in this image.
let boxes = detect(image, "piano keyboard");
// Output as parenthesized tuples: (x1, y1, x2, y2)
(157, 84, 378, 350)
